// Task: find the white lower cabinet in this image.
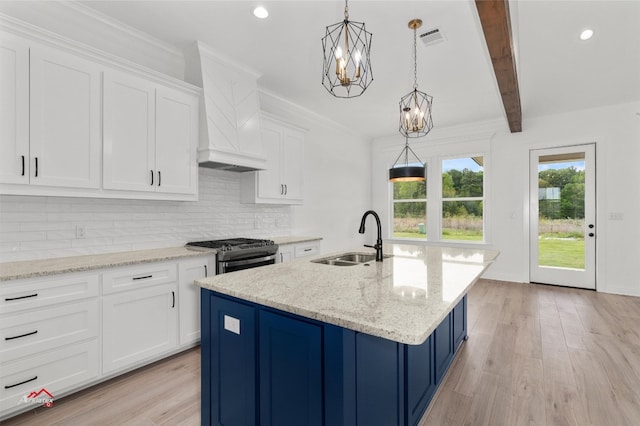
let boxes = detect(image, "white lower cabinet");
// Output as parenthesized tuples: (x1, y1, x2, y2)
(0, 340, 99, 414)
(278, 241, 321, 263)
(178, 257, 214, 346)
(0, 272, 100, 419)
(102, 283, 178, 374)
(0, 254, 213, 420)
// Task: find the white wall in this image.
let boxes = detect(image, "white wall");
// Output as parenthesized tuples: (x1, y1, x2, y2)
(372, 101, 640, 297)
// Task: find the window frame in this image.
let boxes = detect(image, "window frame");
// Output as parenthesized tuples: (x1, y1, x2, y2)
(389, 150, 490, 245)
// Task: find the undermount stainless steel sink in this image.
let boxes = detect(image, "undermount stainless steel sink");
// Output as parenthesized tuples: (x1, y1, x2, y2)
(311, 252, 391, 266)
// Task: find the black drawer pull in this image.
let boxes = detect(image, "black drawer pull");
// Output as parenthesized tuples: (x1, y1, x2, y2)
(21, 155, 25, 176)
(34, 157, 38, 177)
(150, 170, 154, 186)
(171, 291, 175, 308)
(304, 248, 312, 252)
(132, 275, 152, 281)
(5, 376, 37, 389)
(5, 330, 38, 341)
(158, 170, 161, 187)
(204, 265, 208, 277)
(5, 293, 38, 302)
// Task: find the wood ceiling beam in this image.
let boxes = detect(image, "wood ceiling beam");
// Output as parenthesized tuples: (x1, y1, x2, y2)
(475, 0, 522, 133)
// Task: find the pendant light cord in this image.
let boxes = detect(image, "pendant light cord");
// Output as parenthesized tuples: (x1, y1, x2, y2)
(413, 24, 418, 90)
(391, 138, 425, 168)
(344, 0, 349, 20)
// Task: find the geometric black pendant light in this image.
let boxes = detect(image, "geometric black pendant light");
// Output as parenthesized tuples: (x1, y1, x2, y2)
(321, 0, 373, 98)
(398, 19, 434, 138)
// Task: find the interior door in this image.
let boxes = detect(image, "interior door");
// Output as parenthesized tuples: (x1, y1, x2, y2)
(529, 144, 596, 289)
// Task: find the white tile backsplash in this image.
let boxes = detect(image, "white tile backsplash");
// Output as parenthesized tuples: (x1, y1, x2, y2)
(0, 168, 291, 262)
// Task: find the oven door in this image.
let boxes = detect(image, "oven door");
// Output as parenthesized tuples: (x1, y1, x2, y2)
(219, 254, 277, 274)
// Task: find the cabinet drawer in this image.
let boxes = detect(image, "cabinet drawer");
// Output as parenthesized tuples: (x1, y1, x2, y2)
(0, 273, 99, 315)
(102, 262, 177, 295)
(0, 339, 99, 414)
(294, 243, 319, 258)
(0, 299, 99, 363)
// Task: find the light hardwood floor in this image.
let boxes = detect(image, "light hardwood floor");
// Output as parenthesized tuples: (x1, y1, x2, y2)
(5, 279, 640, 425)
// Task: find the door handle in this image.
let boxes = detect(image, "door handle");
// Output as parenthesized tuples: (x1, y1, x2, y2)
(158, 170, 161, 187)
(150, 170, 154, 186)
(171, 291, 175, 308)
(21, 155, 25, 176)
(34, 157, 38, 177)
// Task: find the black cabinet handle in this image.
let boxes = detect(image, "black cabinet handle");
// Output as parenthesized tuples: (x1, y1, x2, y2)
(284, 184, 288, 195)
(34, 157, 38, 177)
(588, 224, 594, 229)
(5, 330, 38, 341)
(171, 291, 175, 308)
(5, 293, 38, 302)
(21, 155, 25, 176)
(5, 376, 37, 389)
(304, 248, 312, 252)
(132, 275, 152, 281)
(150, 170, 154, 186)
(588, 233, 595, 237)
(280, 184, 283, 195)
(158, 171, 161, 187)
(204, 265, 208, 277)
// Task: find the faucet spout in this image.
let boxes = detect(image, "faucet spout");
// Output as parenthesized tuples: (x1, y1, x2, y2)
(359, 210, 384, 262)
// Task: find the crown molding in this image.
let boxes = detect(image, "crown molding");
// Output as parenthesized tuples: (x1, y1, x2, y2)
(0, 13, 199, 94)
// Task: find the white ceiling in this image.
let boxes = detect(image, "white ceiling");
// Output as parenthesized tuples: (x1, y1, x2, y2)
(3, 1, 640, 139)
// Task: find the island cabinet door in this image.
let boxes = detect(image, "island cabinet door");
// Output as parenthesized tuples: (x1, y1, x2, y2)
(259, 310, 322, 426)
(355, 333, 405, 426)
(405, 335, 436, 426)
(205, 294, 257, 426)
(452, 296, 467, 350)
(434, 314, 454, 384)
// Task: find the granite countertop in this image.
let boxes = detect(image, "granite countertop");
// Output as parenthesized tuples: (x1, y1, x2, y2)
(196, 243, 499, 345)
(271, 236, 322, 245)
(0, 246, 216, 282)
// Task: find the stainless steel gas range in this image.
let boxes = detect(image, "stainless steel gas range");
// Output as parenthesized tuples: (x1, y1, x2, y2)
(185, 238, 278, 274)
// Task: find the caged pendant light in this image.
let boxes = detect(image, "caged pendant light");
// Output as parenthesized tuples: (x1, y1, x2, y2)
(399, 19, 433, 138)
(321, 0, 373, 98)
(389, 138, 426, 182)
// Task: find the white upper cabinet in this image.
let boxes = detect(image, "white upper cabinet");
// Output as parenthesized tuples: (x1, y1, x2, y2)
(155, 87, 198, 195)
(0, 33, 29, 185)
(195, 42, 266, 170)
(0, 37, 101, 189)
(0, 28, 200, 201)
(103, 70, 198, 197)
(30, 46, 101, 189)
(103, 70, 156, 192)
(241, 115, 305, 204)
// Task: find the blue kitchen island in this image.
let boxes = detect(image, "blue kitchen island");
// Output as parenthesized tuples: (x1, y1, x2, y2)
(196, 243, 499, 426)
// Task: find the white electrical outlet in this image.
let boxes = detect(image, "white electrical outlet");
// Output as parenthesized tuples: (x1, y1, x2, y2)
(76, 225, 86, 239)
(224, 315, 240, 335)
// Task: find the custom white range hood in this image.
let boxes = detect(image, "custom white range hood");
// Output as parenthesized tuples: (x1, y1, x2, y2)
(186, 41, 266, 172)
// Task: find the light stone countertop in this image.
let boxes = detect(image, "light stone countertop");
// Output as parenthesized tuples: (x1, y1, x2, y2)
(271, 236, 322, 245)
(0, 246, 216, 282)
(196, 243, 499, 345)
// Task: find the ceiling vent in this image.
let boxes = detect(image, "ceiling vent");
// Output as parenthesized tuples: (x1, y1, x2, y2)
(420, 28, 445, 47)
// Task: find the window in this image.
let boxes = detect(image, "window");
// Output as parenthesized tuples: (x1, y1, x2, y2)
(441, 157, 484, 241)
(392, 177, 427, 238)
(390, 154, 486, 243)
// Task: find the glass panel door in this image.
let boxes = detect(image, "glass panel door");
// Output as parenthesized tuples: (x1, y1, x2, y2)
(529, 144, 596, 289)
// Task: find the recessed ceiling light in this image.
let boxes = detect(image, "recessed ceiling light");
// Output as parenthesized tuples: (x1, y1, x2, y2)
(253, 6, 269, 19)
(580, 29, 594, 40)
